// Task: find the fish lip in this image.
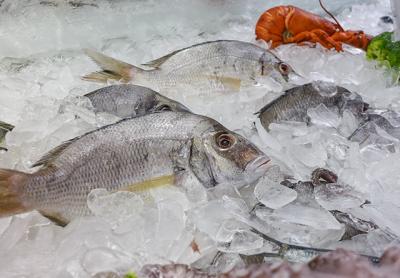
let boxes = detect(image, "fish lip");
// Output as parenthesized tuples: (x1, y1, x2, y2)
(245, 155, 271, 174)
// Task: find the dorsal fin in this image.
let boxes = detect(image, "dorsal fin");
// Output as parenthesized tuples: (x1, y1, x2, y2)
(31, 137, 79, 168)
(0, 121, 14, 132)
(141, 50, 182, 68)
(141, 40, 241, 68)
(31, 117, 134, 168)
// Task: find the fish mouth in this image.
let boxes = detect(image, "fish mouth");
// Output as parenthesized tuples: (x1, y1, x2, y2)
(245, 155, 271, 175)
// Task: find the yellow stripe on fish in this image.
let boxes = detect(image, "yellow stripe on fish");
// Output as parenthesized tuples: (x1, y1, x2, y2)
(121, 175, 176, 193)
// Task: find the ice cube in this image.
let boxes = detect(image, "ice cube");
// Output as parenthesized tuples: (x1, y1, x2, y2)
(81, 247, 134, 276)
(223, 230, 264, 253)
(189, 200, 233, 241)
(254, 176, 297, 209)
(314, 183, 367, 211)
(290, 142, 328, 168)
(307, 103, 341, 128)
(255, 118, 283, 152)
(87, 189, 145, 227)
(255, 206, 345, 246)
(311, 81, 338, 97)
(339, 110, 360, 137)
(156, 200, 185, 241)
(273, 202, 343, 231)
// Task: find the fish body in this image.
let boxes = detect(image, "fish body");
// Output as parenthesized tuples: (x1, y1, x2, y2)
(83, 40, 294, 91)
(257, 82, 367, 130)
(330, 210, 377, 240)
(281, 178, 377, 240)
(85, 84, 190, 118)
(0, 112, 269, 225)
(349, 112, 400, 145)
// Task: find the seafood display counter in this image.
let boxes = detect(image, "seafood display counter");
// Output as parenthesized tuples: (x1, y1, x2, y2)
(0, 0, 399, 277)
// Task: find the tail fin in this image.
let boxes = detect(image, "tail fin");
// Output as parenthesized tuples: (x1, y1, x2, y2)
(0, 121, 14, 132)
(82, 49, 143, 83)
(0, 169, 31, 217)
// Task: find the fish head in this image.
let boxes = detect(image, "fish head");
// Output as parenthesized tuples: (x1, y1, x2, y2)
(192, 124, 270, 188)
(335, 86, 369, 118)
(153, 95, 192, 113)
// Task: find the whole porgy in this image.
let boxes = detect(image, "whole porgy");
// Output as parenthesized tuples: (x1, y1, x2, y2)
(82, 40, 295, 92)
(0, 112, 270, 225)
(85, 84, 191, 118)
(257, 81, 368, 130)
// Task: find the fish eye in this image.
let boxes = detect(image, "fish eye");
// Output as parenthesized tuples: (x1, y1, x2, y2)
(278, 63, 290, 75)
(157, 104, 172, 111)
(215, 132, 236, 150)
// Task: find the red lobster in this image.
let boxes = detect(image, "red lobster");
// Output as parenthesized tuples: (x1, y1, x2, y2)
(255, 1, 373, 51)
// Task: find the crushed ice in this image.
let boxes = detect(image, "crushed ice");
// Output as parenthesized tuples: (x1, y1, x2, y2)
(0, 0, 399, 277)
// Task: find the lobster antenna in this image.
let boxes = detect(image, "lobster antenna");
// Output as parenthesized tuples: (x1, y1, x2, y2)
(319, 0, 345, 32)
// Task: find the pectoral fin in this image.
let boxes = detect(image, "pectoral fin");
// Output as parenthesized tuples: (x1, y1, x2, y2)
(38, 210, 69, 227)
(205, 75, 242, 91)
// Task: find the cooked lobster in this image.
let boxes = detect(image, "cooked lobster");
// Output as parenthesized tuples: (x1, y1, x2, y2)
(255, 1, 373, 51)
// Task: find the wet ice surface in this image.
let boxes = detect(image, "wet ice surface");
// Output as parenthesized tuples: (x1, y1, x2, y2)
(0, 0, 399, 277)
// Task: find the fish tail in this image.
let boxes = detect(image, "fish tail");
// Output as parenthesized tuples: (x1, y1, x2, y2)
(0, 169, 32, 217)
(0, 121, 14, 132)
(82, 49, 144, 83)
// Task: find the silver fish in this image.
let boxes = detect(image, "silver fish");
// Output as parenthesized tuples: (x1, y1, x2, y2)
(85, 84, 191, 118)
(82, 40, 295, 92)
(349, 112, 400, 148)
(280, 168, 377, 241)
(0, 112, 269, 225)
(257, 81, 368, 130)
(214, 229, 378, 266)
(0, 121, 14, 151)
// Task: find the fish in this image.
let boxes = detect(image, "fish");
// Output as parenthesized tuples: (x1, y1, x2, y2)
(85, 84, 191, 118)
(82, 40, 295, 92)
(280, 168, 378, 241)
(349, 111, 400, 147)
(215, 228, 380, 266)
(0, 112, 270, 226)
(0, 121, 14, 151)
(256, 81, 368, 130)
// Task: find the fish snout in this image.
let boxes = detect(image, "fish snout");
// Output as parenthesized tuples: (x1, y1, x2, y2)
(245, 155, 271, 175)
